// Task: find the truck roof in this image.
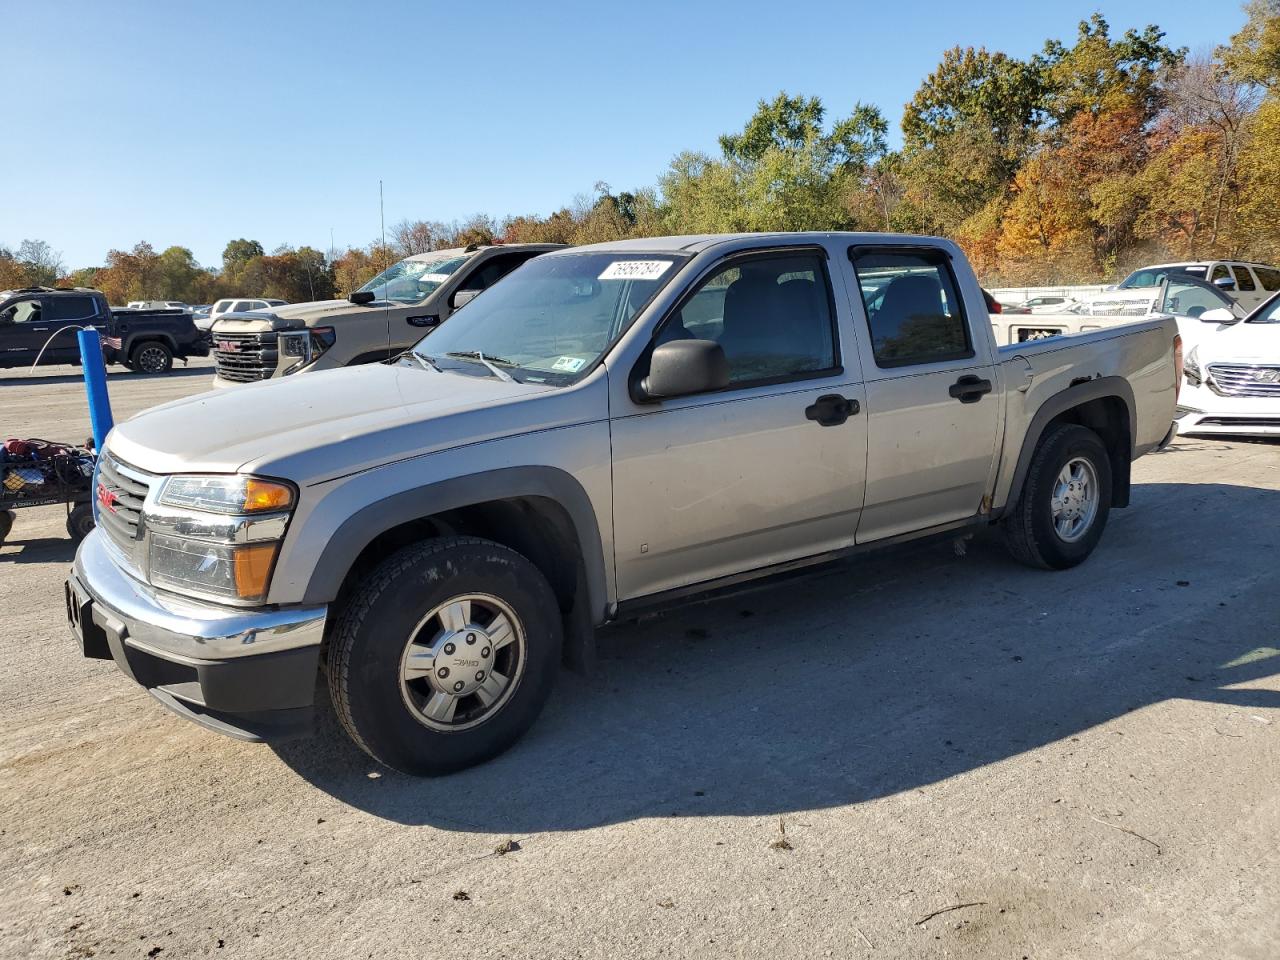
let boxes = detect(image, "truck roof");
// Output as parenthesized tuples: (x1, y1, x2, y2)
(402, 243, 564, 263)
(557, 232, 955, 256)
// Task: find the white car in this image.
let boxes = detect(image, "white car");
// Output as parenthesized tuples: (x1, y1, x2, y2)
(1176, 293, 1280, 438)
(196, 297, 286, 332)
(125, 300, 190, 312)
(1119, 261, 1280, 311)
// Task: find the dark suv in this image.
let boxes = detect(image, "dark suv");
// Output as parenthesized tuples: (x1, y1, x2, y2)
(0, 287, 209, 372)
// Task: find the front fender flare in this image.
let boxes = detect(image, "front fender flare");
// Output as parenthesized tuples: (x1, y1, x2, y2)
(300, 465, 609, 621)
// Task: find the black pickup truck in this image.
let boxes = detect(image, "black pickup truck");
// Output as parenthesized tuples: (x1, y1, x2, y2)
(0, 287, 209, 373)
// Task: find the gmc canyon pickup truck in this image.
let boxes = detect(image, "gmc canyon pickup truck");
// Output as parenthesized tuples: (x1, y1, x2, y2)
(67, 233, 1181, 775)
(209, 243, 562, 385)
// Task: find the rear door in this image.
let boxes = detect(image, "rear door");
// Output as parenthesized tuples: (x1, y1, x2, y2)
(847, 245, 1001, 543)
(45, 294, 106, 361)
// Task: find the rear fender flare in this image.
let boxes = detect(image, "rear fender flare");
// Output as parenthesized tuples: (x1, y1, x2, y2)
(1002, 376, 1136, 515)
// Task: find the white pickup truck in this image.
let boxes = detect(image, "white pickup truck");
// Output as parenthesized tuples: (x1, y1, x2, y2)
(67, 232, 1181, 775)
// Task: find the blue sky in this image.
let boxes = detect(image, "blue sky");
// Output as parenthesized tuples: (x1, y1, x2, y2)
(4, 0, 1246, 270)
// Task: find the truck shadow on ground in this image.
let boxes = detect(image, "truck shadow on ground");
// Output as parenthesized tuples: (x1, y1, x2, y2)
(0, 365, 213, 388)
(272, 480, 1280, 831)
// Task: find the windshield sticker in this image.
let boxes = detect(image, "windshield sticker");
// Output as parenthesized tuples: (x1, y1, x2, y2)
(551, 356, 587, 372)
(420, 273, 452, 283)
(598, 260, 672, 282)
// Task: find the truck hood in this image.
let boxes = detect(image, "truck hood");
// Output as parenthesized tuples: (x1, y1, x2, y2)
(106, 362, 590, 481)
(212, 299, 385, 333)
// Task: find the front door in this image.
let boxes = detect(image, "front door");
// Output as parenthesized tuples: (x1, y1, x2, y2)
(610, 249, 868, 601)
(44, 293, 105, 363)
(0, 295, 49, 366)
(847, 246, 1000, 543)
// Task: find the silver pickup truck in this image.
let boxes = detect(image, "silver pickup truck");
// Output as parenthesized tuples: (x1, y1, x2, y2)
(67, 232, 1181, 775)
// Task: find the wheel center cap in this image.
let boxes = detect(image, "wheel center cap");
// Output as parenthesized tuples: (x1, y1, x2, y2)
(427, 626, 495, 696)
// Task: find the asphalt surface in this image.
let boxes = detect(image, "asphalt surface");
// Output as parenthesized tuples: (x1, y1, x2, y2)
(1, 359, 1278, 960)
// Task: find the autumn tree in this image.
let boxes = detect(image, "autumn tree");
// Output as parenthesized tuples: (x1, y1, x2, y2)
(1220, 0, 1280, 89)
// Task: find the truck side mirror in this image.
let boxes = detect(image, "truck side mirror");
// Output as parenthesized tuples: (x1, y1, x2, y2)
(1199, 307, 1237, 325)
(636, 339, 729, 401)
(450, 288, 480, 310)
(349, 290, 376, 305)
(1213, 276, 1236, 291)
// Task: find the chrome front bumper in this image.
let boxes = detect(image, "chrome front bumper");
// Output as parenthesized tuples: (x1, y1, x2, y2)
(67, 530, 327, 741)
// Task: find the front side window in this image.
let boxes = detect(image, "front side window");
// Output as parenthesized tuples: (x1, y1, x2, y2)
(48, 296, 98, 321)
(1248, 297, 1280, 324)
(232, 301, 254, 312)
(658, 253, 836, 385)
(0, 299, 42, 324)
(213, 300, 232, 313)
(851, 250, 971, 367)
(1232, 266, 1257, 291)
(1211, 264, 1231, 283)
(414, 252, 684, 384)
(358, 255, 470, 303)
(1163, 279, 1233, 319)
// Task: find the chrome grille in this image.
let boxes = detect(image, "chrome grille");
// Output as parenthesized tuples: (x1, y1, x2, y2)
(96, 453, 156, 572)
(1207, 363, 1280, 398)
(214, 331, 278, 382)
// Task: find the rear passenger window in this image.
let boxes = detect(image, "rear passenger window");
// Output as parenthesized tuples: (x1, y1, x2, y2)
(1232, 266, 1256, 291)
(1256, 267, 1280, 291)
(850, 249, 972, 367)
(48, 296, 98, 321)
(660, 252, 837, 386)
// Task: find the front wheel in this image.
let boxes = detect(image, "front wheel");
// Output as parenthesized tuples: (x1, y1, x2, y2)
(0, 510, 14, 546)
(326, 537, 562, 775)
(130, 341, 173, 374)
(67, 503, 95, 543)
(1003, 424, 1112, 570)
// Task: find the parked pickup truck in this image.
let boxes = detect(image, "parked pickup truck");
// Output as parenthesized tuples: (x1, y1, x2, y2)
(67, 233, 1181, 775)
(209, 243, 562, 385)
(990, 273, 1244, 345)
(0, 287, 208, 373)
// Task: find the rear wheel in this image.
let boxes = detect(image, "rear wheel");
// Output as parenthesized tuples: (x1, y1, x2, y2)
(66, 504, 95, 543)
(130, 341, 173, 374)
(1003, 424, 1112, 570)
(326, 536, 562, 775)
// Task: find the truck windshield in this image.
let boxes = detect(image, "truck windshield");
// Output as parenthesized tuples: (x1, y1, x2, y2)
(358, 255, 470, 303)
(412, 252, 684, 383)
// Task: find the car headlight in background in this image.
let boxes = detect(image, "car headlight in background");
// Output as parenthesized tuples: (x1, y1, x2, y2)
(146, 474, 297, 603)
(1184, 345, 1203, 386)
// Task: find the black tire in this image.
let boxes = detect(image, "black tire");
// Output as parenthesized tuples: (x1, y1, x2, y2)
(0, 510, 14, 546)
(130, 341, 173, 374)
(326, 536, 562, 775)
(66, 503, 95, 543)
(1003, 423, 1112, 570)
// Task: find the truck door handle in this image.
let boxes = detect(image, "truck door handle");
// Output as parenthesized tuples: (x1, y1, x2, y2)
(949, 375, 992, 403)
(407, 315, 440, 328)
(805, 394, 859, 426)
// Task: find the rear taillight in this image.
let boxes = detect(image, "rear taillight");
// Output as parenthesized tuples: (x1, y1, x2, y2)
(1173, 334, 1183, 403)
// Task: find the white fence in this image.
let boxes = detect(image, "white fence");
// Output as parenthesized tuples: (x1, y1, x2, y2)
(987, 284, 1110, 305)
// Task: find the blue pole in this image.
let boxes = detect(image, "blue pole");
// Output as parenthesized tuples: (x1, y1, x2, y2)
(78, 328, 114, 451)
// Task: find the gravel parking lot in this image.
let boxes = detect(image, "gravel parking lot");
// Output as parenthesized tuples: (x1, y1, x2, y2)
(1, 361, 1278, 960)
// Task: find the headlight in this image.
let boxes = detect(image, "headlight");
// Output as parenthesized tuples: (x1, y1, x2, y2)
(148, 535, 279, 603)
(279, 326, 336, 373)
(147, 474, 295, 603)
(1184, 346, 1203, 385)
(159, 475, 294, 514)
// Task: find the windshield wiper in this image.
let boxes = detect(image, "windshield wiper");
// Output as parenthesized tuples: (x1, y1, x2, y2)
(390, 349, 441, 372)
(446, 350, 515, 382)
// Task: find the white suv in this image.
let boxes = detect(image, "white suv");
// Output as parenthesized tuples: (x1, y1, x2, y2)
(1118, 261, 1280, 311)
(196, 297, 286, 332)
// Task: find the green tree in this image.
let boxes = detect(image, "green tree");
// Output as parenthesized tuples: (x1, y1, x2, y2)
(1220, 0, 1280, 89)
(222, 238, 264, 273)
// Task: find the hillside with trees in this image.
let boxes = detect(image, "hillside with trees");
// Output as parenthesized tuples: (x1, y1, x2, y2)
(4, 6, 1278, 301)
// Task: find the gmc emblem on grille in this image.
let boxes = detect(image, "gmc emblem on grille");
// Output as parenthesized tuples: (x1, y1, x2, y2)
(217, 340, 239, 352)
(96, 482, 118, 513)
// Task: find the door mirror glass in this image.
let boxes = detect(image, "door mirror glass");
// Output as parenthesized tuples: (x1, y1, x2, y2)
(450, 288, 480, 310)
(639, 339, 729, 400)
(1199, 307, 1237, 324)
